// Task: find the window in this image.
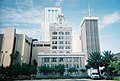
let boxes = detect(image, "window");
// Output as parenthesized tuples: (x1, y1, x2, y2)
(44, 64, 49, 67)
(69, 64, 72, 68)
(51, 64, 56, 67)
(66, 51, 70, 53)
(59, 36, 64, 39)
(59, 41, 64, 44)
(73, 64, 76, 68)
(36, 44, 43, 47)
(52, 51, 57, 53)
(44, 58, 49, 62)
(52, 32, 57, 35)
(59, 31, 64, 35)
(66, 36, 70, 39)
(52, 36, 57, 39)
(65, 41, 70, 44)
(66, 64, 68, 68)
(59, 58, 64, 62)
(73, 57, 79, 62)
(52, 58, 57, 62)
(59, 46, 64, 49)
(55, 10, 57, 12)
(65, 32, 70, 35)
(33, 44, 35, 47)
(66, 57, 72, 62)
(77, 64, 79, 68)
(52, 46, 57, 49)
(52, 41, 57, 44)
(44, 44, 50, 46)
(66, 46, 70, 49)
(59, 51, 63, 53)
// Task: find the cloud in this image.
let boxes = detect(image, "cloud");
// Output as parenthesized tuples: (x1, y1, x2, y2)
(0, 0, 42, 30)
(99, 12, 120, 29)
(16, 28, 41, 36)
(55, 0, 63, 7)
(0, 8, 42, 24)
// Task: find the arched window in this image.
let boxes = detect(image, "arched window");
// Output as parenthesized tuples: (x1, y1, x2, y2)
(52, 51, 57, 53)
(59, 51, 63, 53)
(66, 51, 70, 53)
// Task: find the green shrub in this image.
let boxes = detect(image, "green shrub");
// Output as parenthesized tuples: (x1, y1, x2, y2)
(113, 76, 120, 81)
(104, 76, 113, 80)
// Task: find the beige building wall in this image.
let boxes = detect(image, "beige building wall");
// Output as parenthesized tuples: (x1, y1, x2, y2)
(21, 34, 32, 64)
(0, 28, 15, 66)
(0, 28, 33, 66)
(37, 53, 86, 74)
(32, 41, 50, 62)
(15, 34, 24, 63)
(72, 34, 82, 53)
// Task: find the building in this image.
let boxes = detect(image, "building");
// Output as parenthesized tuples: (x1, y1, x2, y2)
(0, 28, 32, 66)
(114, 52, 120, 61)
(41, 7, 62, 41)
(49, 13, 72, 54)
(72, 34, 82, 53)
(37, 9, 86, 75)
(80, 17, 100, 62)
(32, 41, 50, 63)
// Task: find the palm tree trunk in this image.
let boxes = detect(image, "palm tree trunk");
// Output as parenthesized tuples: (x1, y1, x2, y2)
(97, 66, 101, 78)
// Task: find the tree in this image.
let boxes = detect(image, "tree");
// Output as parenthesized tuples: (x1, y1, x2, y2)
(67, 67, 78, 74)
(20, 63, 31, 76)
(55, 64, 65, 76)
(10, 51, 19, 65)
(80, 69, 86, 73)
(102, 51, 117, 75)
(38, 65, 48, 75)
(33, 59, 37, 67)
(87, 51, 102, 76)
(108, 61, 120, 75)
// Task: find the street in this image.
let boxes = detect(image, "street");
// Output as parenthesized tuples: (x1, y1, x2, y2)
(16, 79, 115, 81)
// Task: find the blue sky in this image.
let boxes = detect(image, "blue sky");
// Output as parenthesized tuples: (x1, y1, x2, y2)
(0, 0, 120, 53)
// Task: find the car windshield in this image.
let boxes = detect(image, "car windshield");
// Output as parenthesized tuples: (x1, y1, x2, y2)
(91, 73, 98, 75)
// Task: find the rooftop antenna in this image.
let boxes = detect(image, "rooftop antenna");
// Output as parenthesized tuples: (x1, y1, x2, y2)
(88, 0, 91, 17)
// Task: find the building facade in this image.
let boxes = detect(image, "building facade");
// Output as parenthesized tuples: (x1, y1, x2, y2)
(0, 28, 32, 66)
(32, 41, 51, 63)
(41, 7, 62, 41)
(37, 8, 86, 75)
(50, 13, 72, 54)
(80, 17, 100, 62)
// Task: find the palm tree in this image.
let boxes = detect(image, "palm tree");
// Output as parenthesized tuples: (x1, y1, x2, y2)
(87, 51, 102, 76)
(102, 50, 117, 75)
(108, 61, 120, 75)
(10, 51, 19, 65)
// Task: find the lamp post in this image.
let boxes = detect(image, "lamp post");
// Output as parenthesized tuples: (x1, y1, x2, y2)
(1, 51, 7, 66)
(29, 39, 38, 66)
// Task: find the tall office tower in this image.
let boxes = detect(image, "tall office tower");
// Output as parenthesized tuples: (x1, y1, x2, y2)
(50, 13, 72, 54)
(80, 17, 100, 61)
(41, 7, 62, 41)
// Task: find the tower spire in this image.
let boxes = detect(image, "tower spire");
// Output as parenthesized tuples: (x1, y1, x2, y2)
(88, 0, 91, 17)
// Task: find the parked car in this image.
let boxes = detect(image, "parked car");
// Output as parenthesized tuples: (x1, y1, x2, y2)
(90, 73, 100, 79)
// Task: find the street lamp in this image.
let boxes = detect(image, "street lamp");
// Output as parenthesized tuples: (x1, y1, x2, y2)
(1, 51, 7, 66)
